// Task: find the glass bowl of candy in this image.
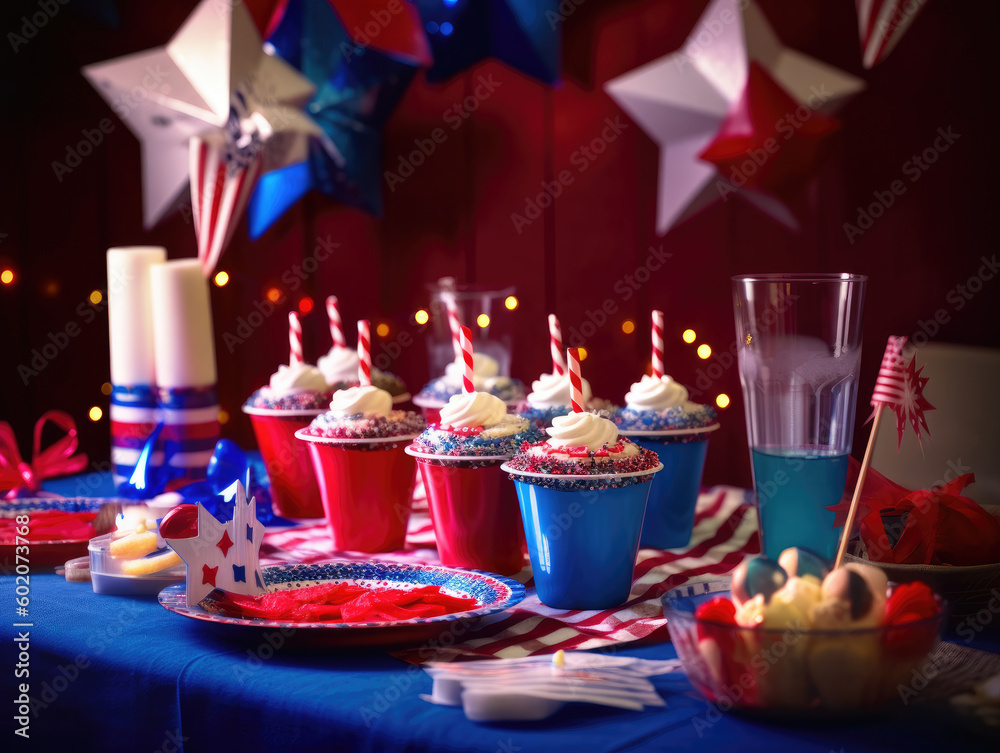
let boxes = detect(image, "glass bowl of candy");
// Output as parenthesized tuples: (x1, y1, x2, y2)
(663, 549, 945, 716)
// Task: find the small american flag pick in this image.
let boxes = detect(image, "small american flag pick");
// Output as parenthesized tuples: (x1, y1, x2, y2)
(870, 336, 935, 450)
(161, 481, 267, 607)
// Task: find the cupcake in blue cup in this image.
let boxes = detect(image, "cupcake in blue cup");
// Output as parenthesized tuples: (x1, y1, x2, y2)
(503, 411, 662, 609)
(615, 374, 720, 550)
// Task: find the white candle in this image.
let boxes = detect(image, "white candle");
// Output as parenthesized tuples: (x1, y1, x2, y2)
(107, 246, 165, 385)
(150, 259, 217, 388)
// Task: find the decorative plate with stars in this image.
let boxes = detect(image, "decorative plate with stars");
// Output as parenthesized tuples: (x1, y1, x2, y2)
(158, 561, 526, 647)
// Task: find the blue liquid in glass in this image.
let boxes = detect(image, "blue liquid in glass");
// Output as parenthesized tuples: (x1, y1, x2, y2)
(751, 449, 849, 561)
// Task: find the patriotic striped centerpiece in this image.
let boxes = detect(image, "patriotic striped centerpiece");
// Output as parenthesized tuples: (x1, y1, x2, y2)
(157, 386, 220, 484)
(109, 385, 160, 485)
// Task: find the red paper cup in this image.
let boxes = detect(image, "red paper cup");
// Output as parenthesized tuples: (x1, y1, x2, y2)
(411, 395, 444, 426)
(243, 406, 324, 518)
(406, 447, 525, 575)
(298, 432, 419, 552)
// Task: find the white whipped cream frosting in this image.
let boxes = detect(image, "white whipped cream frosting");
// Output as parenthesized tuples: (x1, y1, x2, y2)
(443, 353, 512, 392)
(329, 385, 392, 418)
(269, 362, 328, 395)
(439, 391, 508, 429)
(317, 346, 359, 385)
(526, 371, 593, 409)
(545, 412, 619, 450)
(624, 374, 695, 412)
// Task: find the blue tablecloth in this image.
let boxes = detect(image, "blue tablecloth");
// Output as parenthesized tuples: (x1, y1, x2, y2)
(3, 473, 998, 751)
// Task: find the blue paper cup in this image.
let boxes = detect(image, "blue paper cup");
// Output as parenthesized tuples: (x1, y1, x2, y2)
(502, 463, 661, 610)
(622, 424, 719, 549)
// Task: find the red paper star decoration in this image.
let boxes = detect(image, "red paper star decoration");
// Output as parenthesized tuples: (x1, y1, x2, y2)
(698, 62, 841, 208)
(896, 352, 934, 449)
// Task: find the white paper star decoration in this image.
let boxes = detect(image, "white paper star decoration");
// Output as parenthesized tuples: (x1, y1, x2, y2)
(160, 481, 266, 607)
(604, 0, 865, 234)
(83, 0, 323, 274)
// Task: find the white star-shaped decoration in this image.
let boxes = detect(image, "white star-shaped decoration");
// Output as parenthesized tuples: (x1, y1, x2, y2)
(162, 481, 266, 607)
(604, 0, 865, 234)
(83, 0, 323, 273)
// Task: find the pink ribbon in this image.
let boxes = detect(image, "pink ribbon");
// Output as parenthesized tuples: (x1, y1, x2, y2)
(0, 411, 89, 499)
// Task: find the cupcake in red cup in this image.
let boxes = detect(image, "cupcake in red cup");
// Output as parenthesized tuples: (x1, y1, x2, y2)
(297, 384, 425, 552)
(406, 391, 541, 574)
(413, 353, 524, 425)
(242, 352, 330, 518)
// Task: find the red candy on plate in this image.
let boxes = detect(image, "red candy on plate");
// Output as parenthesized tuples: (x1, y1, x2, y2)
(212, 582, 478, 623)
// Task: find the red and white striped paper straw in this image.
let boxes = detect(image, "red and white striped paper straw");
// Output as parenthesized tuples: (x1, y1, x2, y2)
(567, 347, 583, 413)
(326, 295, 346, 348)
(459, 325, 475, 394)
(357, 319, 372, 386)
(289, 311, 303, 366)
(548, 314, 565, 376)
(871, 335, 908, 408)
(443, 294, 463, 362)
(651, 310, 665, 379)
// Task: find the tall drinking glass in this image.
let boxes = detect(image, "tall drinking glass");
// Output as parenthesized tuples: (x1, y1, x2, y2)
(732, 274, 867, 561)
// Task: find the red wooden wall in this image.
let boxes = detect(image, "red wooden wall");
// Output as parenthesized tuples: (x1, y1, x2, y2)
(1, 0, 998, 489)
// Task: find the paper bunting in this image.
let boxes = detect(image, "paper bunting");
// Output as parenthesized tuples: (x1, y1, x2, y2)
(605, 0, 865, 234)
(412, 0, 561, 83)
(856, 0, 929, 69)
(161, 481, 266, 607)
(248, 0, 431, 235)
(82, 0, 321, 274)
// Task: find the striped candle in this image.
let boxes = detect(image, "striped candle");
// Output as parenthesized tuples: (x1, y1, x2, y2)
(459, 325, 475, 394)
(651, 310, 665, 379)
(567, 348, 583, 413)
(289, 311, 303, 366)
(358, 319, 372, 387)
(107, 247, 165, 485)
(157, 386, 220, 485)
(548, 314, 565, 376)
(327, 295, 346, 348)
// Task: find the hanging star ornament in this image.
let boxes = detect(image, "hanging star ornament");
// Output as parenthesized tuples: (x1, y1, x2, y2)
(412, 0, 560, 83)
(248, 0, 432, 237)
(160, 481, 266, 607)
(856, 0, 929, 69)
(82, 0, 322, 274)
(604, 0, 865, 234)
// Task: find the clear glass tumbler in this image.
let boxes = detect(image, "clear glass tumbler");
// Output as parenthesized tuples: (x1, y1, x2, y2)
(732, 273, 867, 560)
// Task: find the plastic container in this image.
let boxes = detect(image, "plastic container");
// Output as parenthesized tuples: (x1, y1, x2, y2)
(663, 580, 945, 715)
(88, 530, 185, 596)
